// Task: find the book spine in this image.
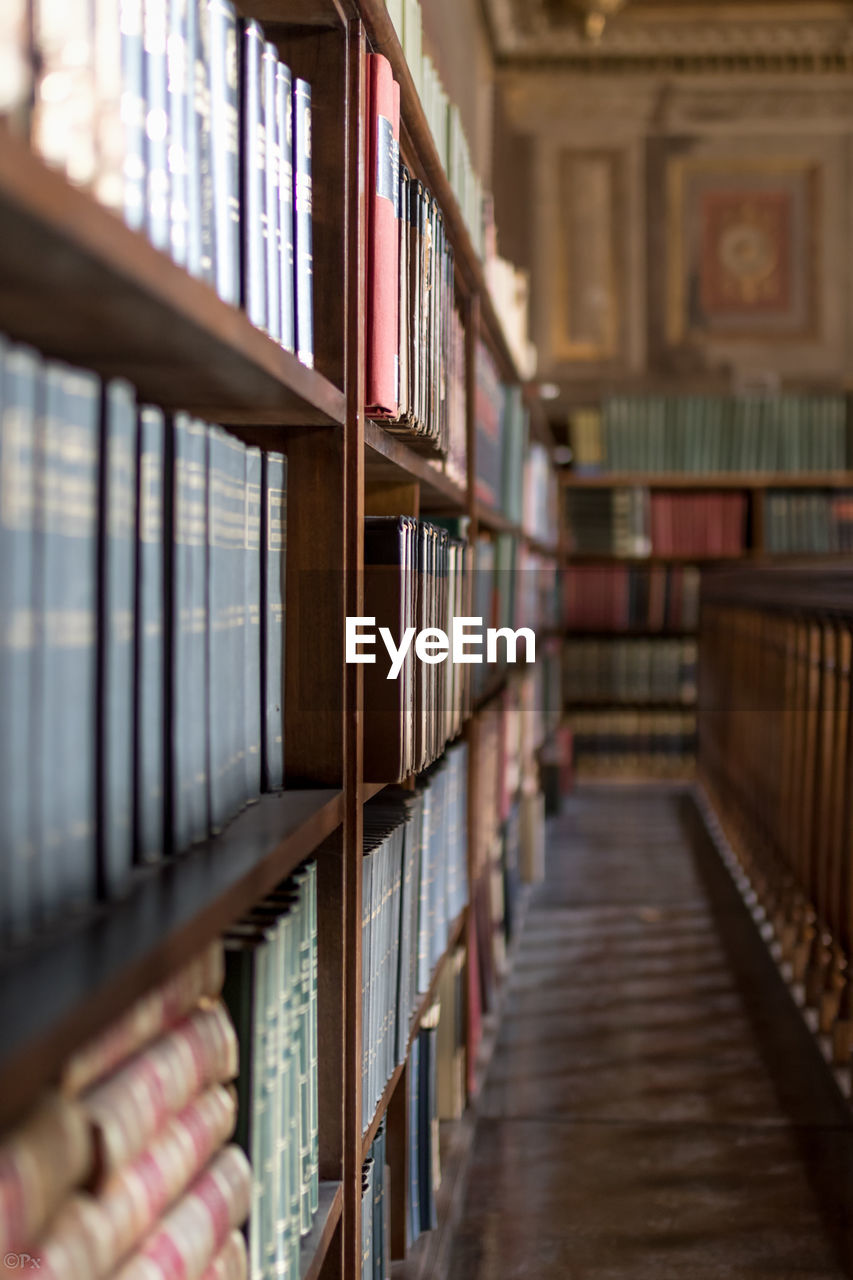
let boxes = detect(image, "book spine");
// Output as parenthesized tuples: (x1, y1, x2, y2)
(276, 61, 295, 354)
(198, 1230, 249, 1280)
(98, 1084, 238, 1262)
(135, 406, 166, 866)
(241, 20, 266, 330)
(62, 939, 225, 1095)
(82, 1000, 239, 1178)
(293, 77, 314, 368)
(0, 343, 39, 942)
(167, 0, 192, 266)
(112, 1145, 251, 1280)
(366, 54, 400, 414)
(172, 414, 209, 851)
(245, 448, 262, 801)
(209, 0, 241, 306)
(190, 0, 215, 285)
(93, 0, 125, 212)
(99, 379, 138, 900)
(263, 42, 281, 345)
(261, 452, 286, 790)
(143, 0, 170, 251)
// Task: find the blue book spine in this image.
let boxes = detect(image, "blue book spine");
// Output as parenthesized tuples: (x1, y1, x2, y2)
(210, 0, 240, 306)
(245, 446, 262, 801)
(143, 0, 170, 251)
(167, 0, 191, 266)
(99, 380, 138, 899)
(172, 413, 209, 849)
(226, 430, 246, 820)
(189, 0, 214, 284)
(120, 0, 147, 232)
(241, 20, 266, 330)
(263, 43, 281, 345)
(38, 365, 100, 917)
(261, 451, 285, 790)
(276, 61, 295, 354)
(293, 78, 314, 368)
(0, 342, 39, 941)
(136, 406, 166, 864)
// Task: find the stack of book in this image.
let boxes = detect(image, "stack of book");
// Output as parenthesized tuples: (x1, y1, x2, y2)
(363, 517, 470, 783)
(523, 442, 559, 546)
(764, 490, 853, 553)
(28, 3, 315, 365)
(474, 342, 529, 519)
(563, 488, 651, 558)
(563, 489, 747, 558)
(222, 863, 320, 1280)
(365, 53, 461, 463)
(563, 639, 698, 705)
(0, 942, 251, 1280)
(569, 394, 849, 474)
(361, 744, 468, 1134)
(517, 549, 561, 633)
(568, 709, 697, 780)
(0, 338, 287, 943)
(361, 1119, 389, 1280)
(564, 566, 701, 632)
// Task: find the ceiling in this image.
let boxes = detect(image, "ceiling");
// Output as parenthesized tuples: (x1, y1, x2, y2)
(482, 1, 853, 66)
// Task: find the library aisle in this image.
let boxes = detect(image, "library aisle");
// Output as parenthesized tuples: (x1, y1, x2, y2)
(445, 788, 851, 1280)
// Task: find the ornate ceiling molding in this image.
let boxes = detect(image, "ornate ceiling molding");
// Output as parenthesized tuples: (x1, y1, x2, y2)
(484, 0, 853, 68)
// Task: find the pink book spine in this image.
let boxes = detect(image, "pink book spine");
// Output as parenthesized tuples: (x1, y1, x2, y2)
(0, 1093, 92, 1257)
(198, 1231, 248, 1280)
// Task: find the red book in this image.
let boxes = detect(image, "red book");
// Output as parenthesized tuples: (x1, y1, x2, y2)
(366, 53, 400, 417)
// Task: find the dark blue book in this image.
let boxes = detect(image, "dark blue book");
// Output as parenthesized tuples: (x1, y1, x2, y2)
(293, 77, 314, 368)
(99, 380, 138, 899)
(0, 342, 39, 942)
(210, 0, 240, 306)
(135, 406, 166, 864)
(276, 61, 295, 354)
(241, 19, 266, 331)
(167, 0, 192, 266)
(245, 446, 262, 801)
(143, 0, 170, 251)
(121, 0, 147, 232)
(188, 0, 214, 285)
(172, 413, 209, 850)
(39, 364, 100, 917)
(263, 43, 281, 345)
(261, 451, 285, 790)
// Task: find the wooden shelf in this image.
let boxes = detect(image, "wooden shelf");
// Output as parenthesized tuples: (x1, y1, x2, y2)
(0, 130, 345, 427)
(364, 420, 468, 513)
(567, 553, 745, 564)
(566, 700, 698, 710)
(0, 789, 343, 1131)
(525, 533, 561, 558)
(301, 1182, 343, 1280)
(562, 472, 853, 490)
(357, 0, 520, 385)
(361, 908, 467, 1159)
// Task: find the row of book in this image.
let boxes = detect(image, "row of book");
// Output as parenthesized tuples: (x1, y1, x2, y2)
(0, 942, 251, 1280)
(363, 517, 470, 783)
(366, 52, 459, 465)
(0, 338, 287, 942)
(25, 2, 314, 365)
(569, 395, 850, 474)
(563, 489, 747, 558)
(563, 640, 699, 706)
(385, 0, 486, 260)
(475, 342, 529, 522)
(362, 1120, 389, 1280)
(564, 566, 701, 633)
(222, 865, 320, 1280)
(517, 550, 562, 635)
(361, 746, 468, 1134)
(764, 491, 853, 554)
(523, 442, 560, 547)
(568, 711, 697, 780)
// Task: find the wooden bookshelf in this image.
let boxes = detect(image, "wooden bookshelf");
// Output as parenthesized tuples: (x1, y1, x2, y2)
(562, 472, 853, 489)
(0, 4, 559, 1279)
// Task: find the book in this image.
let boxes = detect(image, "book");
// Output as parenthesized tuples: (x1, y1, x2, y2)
(167, 0, 192, 266)
(263, 41, 281, 345)
(143, 0, 170, 251)
(135, 405, 167, 866)
(366, 53, 401, 417)
(244, 447, 262, 801)
(120, 0, 147, 231)
(261, 451, 286, 791)
(293, 76, 314, 368)
(241, 20, 266, 332)
(276, 60, 295, 354)
(209, 0, 240, 307)
(99, 379, 138, 899)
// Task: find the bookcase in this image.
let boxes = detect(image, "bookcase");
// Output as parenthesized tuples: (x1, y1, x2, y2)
(0, 4, 560, 1280)
(560, 419, 853, 780)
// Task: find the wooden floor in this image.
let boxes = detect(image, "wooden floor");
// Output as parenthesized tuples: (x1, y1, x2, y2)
(445, 787, 853, 1279)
